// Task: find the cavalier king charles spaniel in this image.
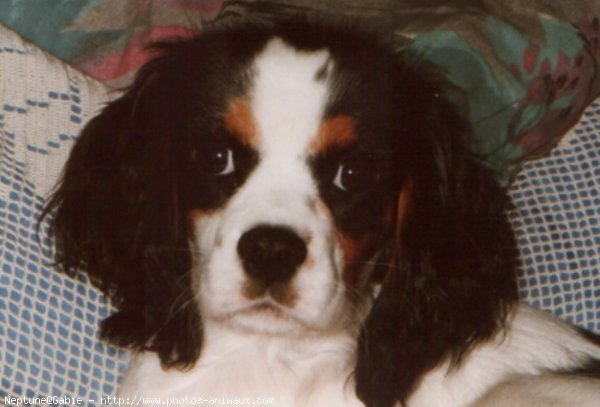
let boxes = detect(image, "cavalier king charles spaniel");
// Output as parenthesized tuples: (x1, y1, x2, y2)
(44, 20, 600, 407)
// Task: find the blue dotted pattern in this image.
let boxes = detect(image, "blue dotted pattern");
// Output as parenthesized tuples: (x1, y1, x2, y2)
(510, 100, 600, 332)
(0, 37, 127, 405)
(25, 87, 81, 156)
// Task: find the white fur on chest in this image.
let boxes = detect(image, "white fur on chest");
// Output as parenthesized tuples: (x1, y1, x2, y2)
(117, 307, 600, 407)
(407, 305, 600, 407)
(118, 322, 364, 407)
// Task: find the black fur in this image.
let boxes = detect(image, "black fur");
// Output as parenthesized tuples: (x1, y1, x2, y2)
(43, 20, 519, 406)
(560, 359, 600, 379)
(353, 77, 519, 405)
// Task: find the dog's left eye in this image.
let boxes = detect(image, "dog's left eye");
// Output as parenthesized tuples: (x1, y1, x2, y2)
(331, 157, 392, 193)
(333, 164, 353, 191)
(333, 163, 375, 192)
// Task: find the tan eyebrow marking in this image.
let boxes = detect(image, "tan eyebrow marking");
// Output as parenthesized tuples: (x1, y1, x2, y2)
(310, 115, 358, 154)
(224, 98, 258, 147)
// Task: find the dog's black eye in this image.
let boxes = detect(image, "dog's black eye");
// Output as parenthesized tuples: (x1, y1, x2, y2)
(333, 162, 379, 192)
(211, 148, 235, 176)
(333, 164, 354, 191)
(192, 147, 235, 176)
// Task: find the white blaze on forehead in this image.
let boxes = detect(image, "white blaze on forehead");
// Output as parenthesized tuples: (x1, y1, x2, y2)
(250, 38, 331, 155)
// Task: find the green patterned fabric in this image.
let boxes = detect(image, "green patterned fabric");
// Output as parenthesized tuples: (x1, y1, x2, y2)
(407, 16, 594, 181)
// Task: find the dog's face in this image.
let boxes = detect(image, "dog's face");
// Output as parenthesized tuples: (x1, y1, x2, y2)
(190, 38, 402, 334)
(46, 21, 518, 407)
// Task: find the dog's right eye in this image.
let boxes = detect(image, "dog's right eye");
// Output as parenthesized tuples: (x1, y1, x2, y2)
(209, 148, 235, 176)
(191, 147, 236, 176)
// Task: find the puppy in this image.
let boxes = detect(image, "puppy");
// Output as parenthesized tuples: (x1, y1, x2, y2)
(44, 20, 600, 407)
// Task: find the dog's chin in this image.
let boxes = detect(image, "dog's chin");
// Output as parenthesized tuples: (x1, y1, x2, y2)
(232, 304, 310, 335)
(207, 301, 315, 336)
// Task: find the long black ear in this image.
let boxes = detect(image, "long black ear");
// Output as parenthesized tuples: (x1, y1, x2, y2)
(42, 47, 202, 367)
(355, 61, 519, 407)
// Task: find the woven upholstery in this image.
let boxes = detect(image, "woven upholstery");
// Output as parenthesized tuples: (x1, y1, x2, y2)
(0, 24, 127, 402)
(0, 24, 598, 403)
(510, 101, 600, 331)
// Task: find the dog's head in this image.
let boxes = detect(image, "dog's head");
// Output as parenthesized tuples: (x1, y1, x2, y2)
(44, 21, 518, 407)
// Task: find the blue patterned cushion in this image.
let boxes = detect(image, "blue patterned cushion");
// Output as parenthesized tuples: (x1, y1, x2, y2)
(0, 24, 128, 403)
(0, 22, 598, 406)
(510, 101, 600, 332)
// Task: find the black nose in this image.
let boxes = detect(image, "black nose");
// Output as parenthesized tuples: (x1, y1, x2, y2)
(237, 225, 308, 285)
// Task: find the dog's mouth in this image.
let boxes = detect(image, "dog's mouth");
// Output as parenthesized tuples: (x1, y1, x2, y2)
(248, 301, 285, 315)
(214, 299, 314, 335)
(240, 299, 299, 322)
(242, 279, 299, 308)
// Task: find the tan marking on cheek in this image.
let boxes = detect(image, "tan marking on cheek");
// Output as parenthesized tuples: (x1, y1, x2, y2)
(187, 209, 204, 222)
(224, 98, 258, 147)
(338, 232, 378, 289)
(187, 210, 205, 239)
(313, 198, 333, 219)
(338, 196, 399, 289)
(371, 178, 413, 286)
(394, 177, 413, 255)
(310, 115, 358, 154)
